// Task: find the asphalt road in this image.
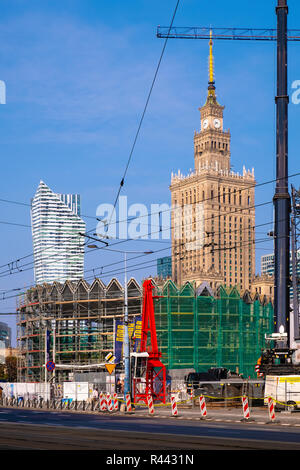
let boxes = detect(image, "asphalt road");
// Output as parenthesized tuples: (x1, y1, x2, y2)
(1, 407, 300, 451)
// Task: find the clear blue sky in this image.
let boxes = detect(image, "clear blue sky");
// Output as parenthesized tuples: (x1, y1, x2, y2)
(0, 0, 300, 344)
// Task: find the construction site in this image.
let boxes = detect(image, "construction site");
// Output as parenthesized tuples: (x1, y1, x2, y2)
(16, 278, 142, 383)
(16, 278, 273, 383)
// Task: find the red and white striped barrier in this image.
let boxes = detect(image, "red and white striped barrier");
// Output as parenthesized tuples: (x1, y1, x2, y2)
(107, 393, 113, 412)
(171, 395, 178, 417)
(147, 394, 155, 415)
(242, 395, 250, 420)
(199, 395, 207, 418)
(255, 364, 263, 377)
(113, 393, 119, 411)
(126, 393, 132, 412)
(100, 392, 107, 412)
(268, 397, 276, 422)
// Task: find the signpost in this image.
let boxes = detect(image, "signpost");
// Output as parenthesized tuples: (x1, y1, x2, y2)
(46, 360, 56, 372)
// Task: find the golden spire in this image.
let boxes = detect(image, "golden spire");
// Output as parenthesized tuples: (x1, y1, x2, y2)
(209, 29, 214, 85)
(207, 29, 216, 100)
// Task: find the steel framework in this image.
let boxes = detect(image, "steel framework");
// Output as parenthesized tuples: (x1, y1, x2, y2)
(291, 186, 300, 340)
(157, 26, 300, 41)
(133, 279, 166, 404)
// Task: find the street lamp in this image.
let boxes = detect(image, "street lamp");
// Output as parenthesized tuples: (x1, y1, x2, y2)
(87, 244, 153, 401)
(121, 249, 153, 400)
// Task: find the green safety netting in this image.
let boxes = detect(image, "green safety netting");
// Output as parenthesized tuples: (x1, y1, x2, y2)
(154, 281, 273, 378)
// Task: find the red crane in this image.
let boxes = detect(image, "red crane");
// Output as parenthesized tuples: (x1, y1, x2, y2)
(132, 279, 166, 404)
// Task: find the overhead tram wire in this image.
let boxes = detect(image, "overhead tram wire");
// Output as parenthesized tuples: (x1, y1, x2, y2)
(0, 230, 282, 304)
(1, 233, 285, 306)
(0, 188, 288, 280)
(103, 0, 181, 235)
(0, 171, 291, 282)
(84, 170, 300, 241)
(1, 170, 300, 238)
(0, 212, 289, 301)
(0, 170, 299, 274)
(0, 196, 274, 279)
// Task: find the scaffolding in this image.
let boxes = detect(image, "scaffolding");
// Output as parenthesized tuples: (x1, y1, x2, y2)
(16, 278, 142, 382)
(154, 281, 274, 378)
(16, 278, 274, 382)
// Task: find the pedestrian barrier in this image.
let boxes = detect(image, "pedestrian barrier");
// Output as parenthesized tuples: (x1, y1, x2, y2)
(113, 393, 119, 412)
(190, 388, 193, 405)
(2, 388, 298, 424)
(241, 395, 250, 420)
(171, 395, 178, 417)
(100, 392, 107, 411)
(147, 394, 155, 415)
(126, 393, 133, 413)
(267, 397, 276, 422)
(107, 393, 113, 412)
(199, 395, 207, 418)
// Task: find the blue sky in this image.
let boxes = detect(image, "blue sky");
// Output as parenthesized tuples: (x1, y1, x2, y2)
(0, 0, 300, 343)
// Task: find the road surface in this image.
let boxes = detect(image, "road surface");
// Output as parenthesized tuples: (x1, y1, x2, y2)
(0, 407, 300, 451)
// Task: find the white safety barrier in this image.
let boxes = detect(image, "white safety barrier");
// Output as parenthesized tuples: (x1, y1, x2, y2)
(100, 392, 107, 411)
(107, 393, 113, 412)
(147, 394, 155, 415)
(171, 395, 178, 417)
(268, 397, 276, 422)
(126, 393, 132, 412)
(242, 395, 250, 420)
(199, 395, 207, 417)
(113, 393, 119, 411)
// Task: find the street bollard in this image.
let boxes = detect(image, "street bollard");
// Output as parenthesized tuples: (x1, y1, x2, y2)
(241, 395, 251, 421)
(171, 395, 178, 417)
(147, 394, 155, 416)
(199, 395, 207, 418)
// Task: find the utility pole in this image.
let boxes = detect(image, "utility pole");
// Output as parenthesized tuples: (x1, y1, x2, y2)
(123, 252, 130, 399)
(273, 0, 290, 342)
(291, 186, 300, 345)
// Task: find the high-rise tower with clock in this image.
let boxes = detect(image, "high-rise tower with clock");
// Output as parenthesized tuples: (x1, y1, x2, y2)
(170, 32, 256, 292)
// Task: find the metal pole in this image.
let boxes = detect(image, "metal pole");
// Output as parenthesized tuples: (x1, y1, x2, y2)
(44, 329, 47, 400)
(274, 0, 290, 340)
(53, 322, 56, 384)
(291, 187, 300, 344)
(124, 252, 130, 400)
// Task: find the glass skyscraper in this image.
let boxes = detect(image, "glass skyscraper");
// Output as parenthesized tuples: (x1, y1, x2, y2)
(157, 256, 172, 279)
(261, 249, 300, 299)
(31, 181, 86, 285)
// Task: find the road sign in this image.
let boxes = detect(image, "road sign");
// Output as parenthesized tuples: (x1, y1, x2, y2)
(105, 352, 116, 364)
(46, 360, 55, 372)
(105, 363, 116, 375)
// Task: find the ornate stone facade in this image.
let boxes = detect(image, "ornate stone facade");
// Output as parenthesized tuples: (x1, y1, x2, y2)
(170, 33, 256, 291)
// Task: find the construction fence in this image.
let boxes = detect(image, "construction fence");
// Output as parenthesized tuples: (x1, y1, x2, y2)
(2, 379, 299, 412)
(0, 378, 264, 405)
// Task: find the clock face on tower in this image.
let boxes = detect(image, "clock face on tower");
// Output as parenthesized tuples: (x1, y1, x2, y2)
(202, 119, 209, 129)
(214, 118, 221, 129)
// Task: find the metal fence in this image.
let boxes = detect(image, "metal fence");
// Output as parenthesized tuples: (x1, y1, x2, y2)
(1, 378, 300, 411)
(0, 379, 266, 409)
